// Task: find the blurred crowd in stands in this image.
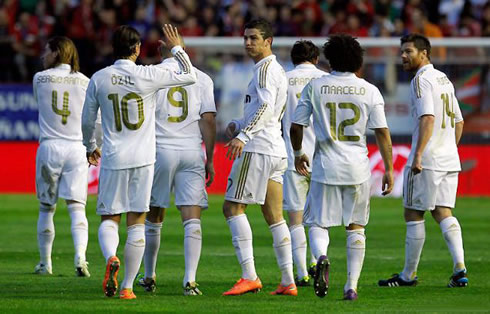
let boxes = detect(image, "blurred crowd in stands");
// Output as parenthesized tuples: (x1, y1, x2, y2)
(0, 0, 489, 82)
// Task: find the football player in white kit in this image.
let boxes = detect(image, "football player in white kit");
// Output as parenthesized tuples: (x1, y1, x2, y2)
(379, 34, 467, 288)
(291, 34, 394, 300)
(82, 25, 196, 300)
(222, 19, 296, 296)
(138, 40, 216, 296)
(282, 40, 327, 286)
(33, 36, 91, 278)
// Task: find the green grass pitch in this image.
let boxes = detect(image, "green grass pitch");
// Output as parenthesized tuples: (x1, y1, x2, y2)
(0, 194, 489, 313)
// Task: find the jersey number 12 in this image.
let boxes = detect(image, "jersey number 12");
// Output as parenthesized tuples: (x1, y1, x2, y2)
(326, 102, 361, 142)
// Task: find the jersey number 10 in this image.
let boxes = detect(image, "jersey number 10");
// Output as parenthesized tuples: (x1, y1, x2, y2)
(108, 92, 144, 131)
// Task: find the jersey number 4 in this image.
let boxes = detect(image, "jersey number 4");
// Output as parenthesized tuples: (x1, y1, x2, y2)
(108, 92, 144, 131)
(51, 90, 71, 125)
(326, 102, 361, 142)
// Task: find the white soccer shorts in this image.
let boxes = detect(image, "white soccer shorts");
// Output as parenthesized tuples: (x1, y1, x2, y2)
(303, 180, 370, 228)
(225, 152, 287, 205)
(96, 164, 153, 215)
(150, 148, 207, 209)
(35, 140, 88, 206)
(403, 166, 458, 211)
(283, 170, 310, 212)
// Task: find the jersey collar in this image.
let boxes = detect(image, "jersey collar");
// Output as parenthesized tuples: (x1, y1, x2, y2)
(114, 59, 136, 66)
(55, 64, 71, 70)
(295, 63, 316, 70)
(160, 57, 176, 65)
(254, 54, 275, 69)
(415, 64, 434, 76)
(330, 71, 356, 78)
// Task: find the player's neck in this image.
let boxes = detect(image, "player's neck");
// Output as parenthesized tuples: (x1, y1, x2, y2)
(414, 60, 431, 74)
(254, 51, 272, 64)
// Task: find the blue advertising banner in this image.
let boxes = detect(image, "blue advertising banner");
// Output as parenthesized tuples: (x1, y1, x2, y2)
(0, 85, 38, 141)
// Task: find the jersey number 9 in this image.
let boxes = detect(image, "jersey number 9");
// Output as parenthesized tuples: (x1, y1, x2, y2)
(108, 92, 144, 131)
(167, 87, 189, 123)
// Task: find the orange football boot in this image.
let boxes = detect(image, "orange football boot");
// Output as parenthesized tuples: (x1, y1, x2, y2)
(102, 256, 120, 297)
(270, 283, 298, 296)
(119, 288, 136, 300)
(223, 278, 263, 295)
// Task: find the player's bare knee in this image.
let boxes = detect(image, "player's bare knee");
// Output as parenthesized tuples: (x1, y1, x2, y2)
(147, 206, 165, 223)
(404, 208, 424, 222)
(223, 200, 244, 218)
(346, 223, 365, 231)
(432, 206, 453, 224)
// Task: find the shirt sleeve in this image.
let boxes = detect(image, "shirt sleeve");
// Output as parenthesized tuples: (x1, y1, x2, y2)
(82, 78, 100, 153)
(413, 76, 435, 118)
(32, 73, 38, 102)
(292, 82, 313, 127)
(236, 66, 276, 144)
(199, 73, 216, 115)
(150, 46, 197, 89)
(367, 87, 388, 129)
(453, 93, 463, 123)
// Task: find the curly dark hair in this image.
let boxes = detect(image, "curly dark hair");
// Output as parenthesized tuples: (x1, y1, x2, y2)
(244, 18, 273, 40)
(290, 40, 320, 66)
(400, 33, 431, 60)
(323, 34, 363, 73)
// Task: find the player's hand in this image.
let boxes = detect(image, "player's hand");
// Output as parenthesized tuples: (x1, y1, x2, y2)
(294, 154, 310, 177)
(225, 138, 244, 161)
(205, 161, 215, 187)
(381, 170, 394, 196)
(162, 24, 182, 50)
(225, 122, 238, 139)
(411, 154, 423, 174)
(87, 148, 101, 167)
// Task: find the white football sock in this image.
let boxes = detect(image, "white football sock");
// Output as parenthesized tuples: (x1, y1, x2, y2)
(37, 204, 56, 269)
(67, 203, 88, 264)
(344, 229, 366, 292)
(143, 220, 162, 279)
(183, 219, 202, 286)
(401, 220, 425, 281)
(227, 214, 257, 280)
(121, 224, 145, 289)
(270, 220, 294, 286)
(439, 217, 466, 273)
(290, 224, 308, 279)
(309, 226, 329, 261)
(98, 219, 119, 262)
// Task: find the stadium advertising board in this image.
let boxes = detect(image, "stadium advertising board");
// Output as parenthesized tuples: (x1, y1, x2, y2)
(0, 85, 38, 141)
(1, 142, 488, 196)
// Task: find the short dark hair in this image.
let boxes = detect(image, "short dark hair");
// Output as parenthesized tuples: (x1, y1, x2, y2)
(323, 34, 363, 73)
(47, 36, 80, 72)
(244, 18, 273, 40)
(291, 40, 319, 65)
(400, 33, 431, 59)
(112, 25, 141, 60)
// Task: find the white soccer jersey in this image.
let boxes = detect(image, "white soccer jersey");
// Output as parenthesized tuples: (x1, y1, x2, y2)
(82, 46, 196, 170)
(283, 64, 327, 170)
(407, 64, 463, 171)
(293, 71, 388, 185)
(33, 64, 89, 142)
(233, 54, 288, 157)
(155, 58, 216, 150)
